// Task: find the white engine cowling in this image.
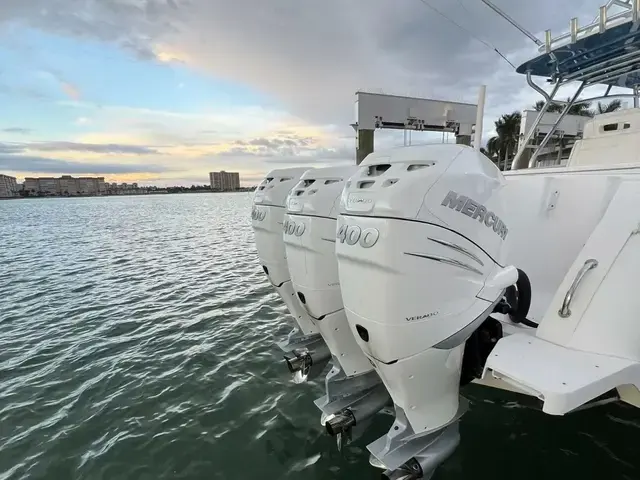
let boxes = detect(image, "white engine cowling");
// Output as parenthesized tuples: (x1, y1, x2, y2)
(283, 166, 374, 377)
(336, 144, 518, 436)
(252, 167, 319, 337)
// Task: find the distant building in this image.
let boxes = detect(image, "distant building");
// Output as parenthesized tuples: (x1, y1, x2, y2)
(0, 174, 18, 198)
(58, 175, 78, 195)
(104, 182, 147, 195)
(23, 178, 39, 193)
(35, 177, 59, 195)
(77, 177, 105, 195)
(209, 171, 240, 191)
(23, 175, 106, 196)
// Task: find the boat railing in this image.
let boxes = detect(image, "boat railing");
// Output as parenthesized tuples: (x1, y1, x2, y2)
(541, 0, 639, 53)
(504, 0, 640, 169)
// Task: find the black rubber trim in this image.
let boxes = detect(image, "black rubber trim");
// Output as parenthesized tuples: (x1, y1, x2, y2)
(267, 277, 288, 288)
(339, 213, 504, 268)
(434, 293, 504, 350)
(286, 212, 335, 221)
(305, 307, 344, 322)
(506, 268, 537, 328)
(378, 358, 398, 366)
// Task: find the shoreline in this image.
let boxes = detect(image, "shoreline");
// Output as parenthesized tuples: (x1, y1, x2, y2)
(0, 190, 255, 200)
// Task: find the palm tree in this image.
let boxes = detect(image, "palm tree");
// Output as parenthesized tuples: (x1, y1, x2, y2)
(494, 112, 521, 170)
(534, 98, 593, 116)
(568, 101, 593, 117)
(535, 98, 623, 116)
(596, 99, 622, 114)
(534, 100, 548, 112)
(486, 136, 500, 158)
(485, 136, 501, 167)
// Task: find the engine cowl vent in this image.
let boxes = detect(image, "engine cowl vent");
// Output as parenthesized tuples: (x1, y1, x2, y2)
(366, 164, 391, 177)
(324, 179, 340, 185)
(382, 179, 398, 187)
(303, 179, 316, 187)
(358, 181, 375, 189)
(407, 162, 435, 171)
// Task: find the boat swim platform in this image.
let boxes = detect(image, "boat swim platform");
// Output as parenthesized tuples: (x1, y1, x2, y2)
(483, 333, 640, 414)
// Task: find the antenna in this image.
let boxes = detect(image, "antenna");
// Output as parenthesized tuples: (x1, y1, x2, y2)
(474, 85, 486, 152)
(480, 0, 542, 46)
(416, 0, 516, 68)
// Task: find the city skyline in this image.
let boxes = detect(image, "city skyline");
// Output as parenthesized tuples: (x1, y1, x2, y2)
(0, 172, 254, 198)
(2, 173, 244, 189)
(0, 1, 614, 187)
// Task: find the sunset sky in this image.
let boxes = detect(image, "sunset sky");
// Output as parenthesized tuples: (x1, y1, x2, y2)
(0, 0, 621, 186)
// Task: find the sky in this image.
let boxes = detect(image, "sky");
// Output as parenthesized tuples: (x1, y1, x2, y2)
(0, 0, 627, 186)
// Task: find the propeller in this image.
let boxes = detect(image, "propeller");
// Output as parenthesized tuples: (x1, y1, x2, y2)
(324, 409, 356, 452)
(380, 458, 434, 480)
(336, 427, 352, 452)
(285, 350, 311, 384)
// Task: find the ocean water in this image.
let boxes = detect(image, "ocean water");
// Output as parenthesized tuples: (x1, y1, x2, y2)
(0, 193, 637, 480)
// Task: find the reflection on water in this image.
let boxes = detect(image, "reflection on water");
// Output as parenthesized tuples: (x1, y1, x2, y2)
(0, 194, 637, 480)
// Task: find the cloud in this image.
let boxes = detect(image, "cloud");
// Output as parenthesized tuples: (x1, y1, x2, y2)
(60, 100, 315, 145)
(50, 102, 345, 165)
(0, 144, 23, 154)
(0, 155, 168, 174)
(220, 134, 319, 158)
(0, 0, 609, 127)
(213, 143, 354, 165)
(0, 141, 160, 155)
(239, 173, 275, 184)
(1, 0, 623, 184)
(262, 157, 351, 166)
(235, 136, 313, 148)
(2, 127, 32, 134)
(261, 146, 354, 164)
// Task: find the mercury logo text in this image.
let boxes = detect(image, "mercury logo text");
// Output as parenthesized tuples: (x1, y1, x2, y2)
(441, 190, 508, 240)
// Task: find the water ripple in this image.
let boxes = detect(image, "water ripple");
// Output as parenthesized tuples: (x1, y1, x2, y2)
(0, 194, 638, 480)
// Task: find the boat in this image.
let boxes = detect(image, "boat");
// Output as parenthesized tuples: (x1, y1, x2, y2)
(252, 2, 640, 478)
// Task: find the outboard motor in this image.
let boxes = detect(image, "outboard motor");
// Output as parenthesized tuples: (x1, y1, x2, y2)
(282, 166, 390, 448)
(252, 168, 330, 382)
(335, 144, 518, 478)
